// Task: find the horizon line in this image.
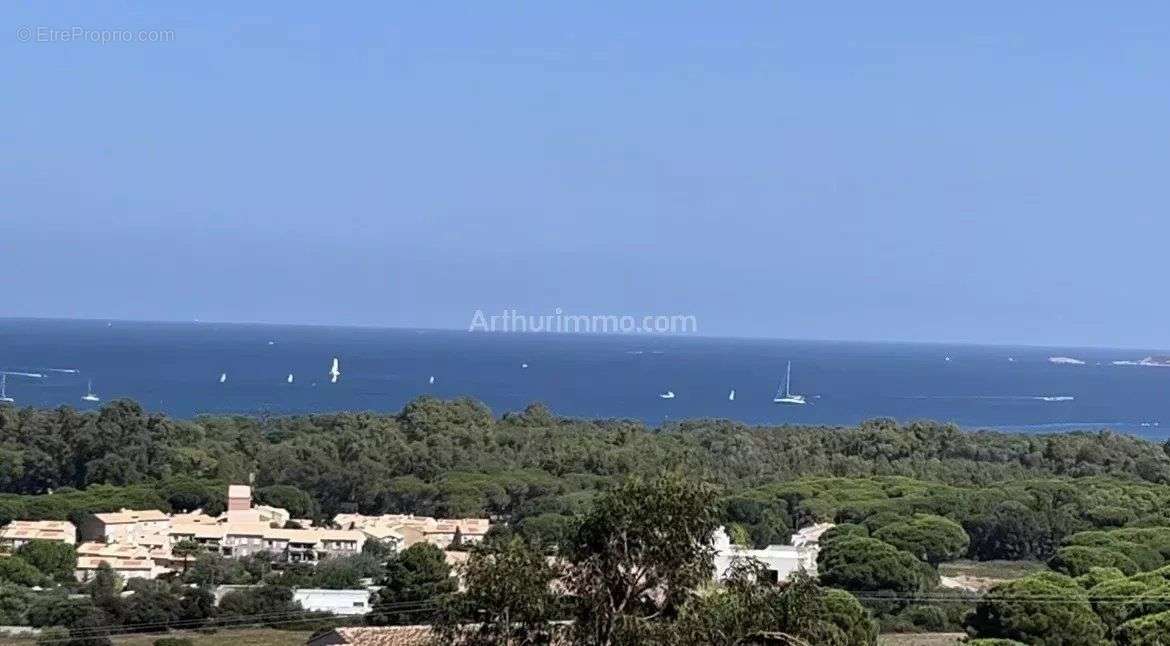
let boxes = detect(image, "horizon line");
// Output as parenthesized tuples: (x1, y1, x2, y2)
(0, 314, 1165, 355)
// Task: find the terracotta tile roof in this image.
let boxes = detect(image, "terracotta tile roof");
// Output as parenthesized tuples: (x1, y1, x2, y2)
(77, 542, 151, 559)
(333, 514, 489, 536)
(76, 556, 153, 570)
(0, 520, 76, 543)
(92, 509, 169, 524)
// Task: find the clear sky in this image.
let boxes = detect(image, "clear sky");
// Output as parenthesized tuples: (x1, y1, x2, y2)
(3, 3, 1168, 348)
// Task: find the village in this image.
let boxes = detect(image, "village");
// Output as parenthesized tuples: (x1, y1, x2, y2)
(0, 484, 832, 622)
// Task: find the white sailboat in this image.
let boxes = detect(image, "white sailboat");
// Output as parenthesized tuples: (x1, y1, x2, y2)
(219, 373, 227, 384)
(329, 358, 341, 383)
(660, 390, 675, 399)
(81, 379, 100, 402)
(773, 362, 807, 405)
(428, 375, 435, 385)
(728, 389, 735, 401)
(287, 374, 294, 384)
(521, 363, 529, 369)
(0, 374, 13, 404)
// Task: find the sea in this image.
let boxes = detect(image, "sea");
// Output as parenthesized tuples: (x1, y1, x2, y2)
(1, 318, 1169, 440)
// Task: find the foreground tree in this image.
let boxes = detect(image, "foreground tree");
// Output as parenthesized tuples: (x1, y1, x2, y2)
(170, 539, 202, 575)
(437, 537, 564, 645)
(674, 562, 876, 646)
(16, 540, 78, 581)
(0, 583, 31, 625)
(367, 542, 456, 625)
(217, 585, 302, 626)
(566, 475, 719, 646)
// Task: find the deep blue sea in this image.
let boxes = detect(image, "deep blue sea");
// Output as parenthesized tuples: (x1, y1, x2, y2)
(2, 318, 1169, 439)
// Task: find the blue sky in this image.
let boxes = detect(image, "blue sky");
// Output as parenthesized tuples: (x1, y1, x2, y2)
(3, 2, 1169, 348)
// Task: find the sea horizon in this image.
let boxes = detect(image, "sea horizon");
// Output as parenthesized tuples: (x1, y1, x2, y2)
(3, 317, 1169, 438)
(4, 315, 1168, 356)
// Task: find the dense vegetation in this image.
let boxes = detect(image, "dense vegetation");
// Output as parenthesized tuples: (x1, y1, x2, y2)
(7, 398, 1170, 643)
(4, 398, 1170, 553)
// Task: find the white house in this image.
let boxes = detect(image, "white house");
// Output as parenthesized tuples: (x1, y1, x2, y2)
(711, 524, 833, 584)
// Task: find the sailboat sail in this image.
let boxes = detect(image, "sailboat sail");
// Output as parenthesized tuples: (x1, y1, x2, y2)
(82, 379, 100, 402)
(773, 361, 807, 405)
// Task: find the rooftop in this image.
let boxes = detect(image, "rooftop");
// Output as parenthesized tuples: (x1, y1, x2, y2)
(0, 520, 76, 542)
(93, 509, 169, 524)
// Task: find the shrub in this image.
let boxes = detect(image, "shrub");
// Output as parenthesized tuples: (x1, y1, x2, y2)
(817, 537, 937, 593)
(899, 604, 948, 631)
(872, 514, 970, 566)
(966, 574, 1106, 645)
(1088, 578, 1151, 633)
(1075, 566, 1125, 589)
(1115, 608, 1170, 645)
(1048, 545, 1139, 577)
(154, 639, 195, 646)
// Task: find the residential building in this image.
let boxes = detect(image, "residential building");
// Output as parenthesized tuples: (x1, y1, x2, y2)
(78, 509, 169, 544)
(168, 521, 364, 563)
(75, 555, 158, 582)
(74, 541, 176, 579)
(0, 520, 77, 549)
(333, 513, 489, 550)
(356, 525, 404, 552)
(710, 524, 830, 584)
(227, 484, 252, 512)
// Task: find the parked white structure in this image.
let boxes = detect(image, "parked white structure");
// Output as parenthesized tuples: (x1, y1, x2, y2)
(293, 589, 373, 616)
(213, 585, 373, 616)
(711, 523, 834, 584)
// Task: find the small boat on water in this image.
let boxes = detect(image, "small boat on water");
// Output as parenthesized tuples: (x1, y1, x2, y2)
(428, 375, 435, 385)
(287, 374, 294, 384)
(329, 358, 341, 383)
(773, 361, 807, 405)
(81, 379, 100, 402)
(728, 389, 735, 401)
(219, 373, 227, 384)
(660, 390, 676, 399)
(0, 374, 13, 404)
